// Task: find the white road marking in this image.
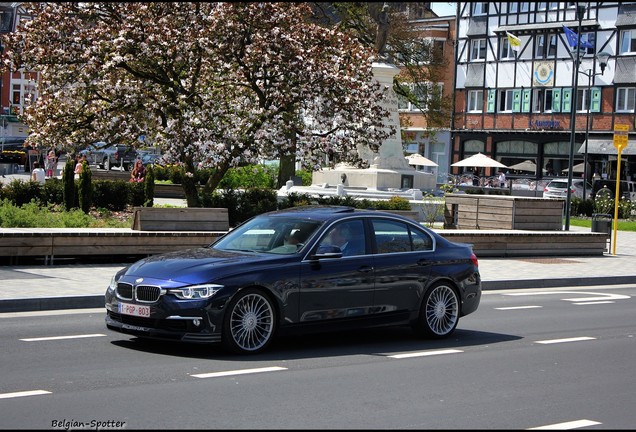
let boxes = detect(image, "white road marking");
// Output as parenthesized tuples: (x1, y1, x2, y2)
(0, 390, 51, 399)
(535, 337, 596, 345)
(191, 366, 287, 379)
(504, 291, 629, 302)
(527, 419, 601, 429)
(388, 349, 463, 359)
(496, 306, 542, 310)
(0, 308, 105, 319)
(573, 301, 614, 305)
(20, 334, 107, 342)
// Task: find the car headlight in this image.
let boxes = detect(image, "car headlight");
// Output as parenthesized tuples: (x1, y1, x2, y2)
(107, 274, 119, 293)
(167, 284, 223, 300)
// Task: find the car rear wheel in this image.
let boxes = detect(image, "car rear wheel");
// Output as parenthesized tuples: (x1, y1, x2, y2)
(412, 282, 459, 339)
(222, 288, 276, 354)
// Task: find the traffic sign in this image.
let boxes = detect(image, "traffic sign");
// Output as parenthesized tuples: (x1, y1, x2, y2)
(614, 124, 629, 151)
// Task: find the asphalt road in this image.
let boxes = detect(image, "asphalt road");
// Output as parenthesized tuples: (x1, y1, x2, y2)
(1, 284, 634, 429)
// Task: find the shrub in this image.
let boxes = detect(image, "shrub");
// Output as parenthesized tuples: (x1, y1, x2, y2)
(143, 165, 155, 207)
(78, 162, 93, 214)
(62, 157, 76, 210)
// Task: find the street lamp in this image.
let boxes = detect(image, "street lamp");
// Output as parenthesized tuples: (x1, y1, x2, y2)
(580, 51, 610, 201)
(564, 4, 586, 231)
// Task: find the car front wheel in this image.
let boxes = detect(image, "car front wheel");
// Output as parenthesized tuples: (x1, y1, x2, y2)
(412, 282, 459, 339)
(222, 288, 276, 354)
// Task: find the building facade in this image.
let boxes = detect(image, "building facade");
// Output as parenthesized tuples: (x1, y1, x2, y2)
(453, 2, 636, 188)
(0, 2, 33, 140)
(395, 3, 457, 185)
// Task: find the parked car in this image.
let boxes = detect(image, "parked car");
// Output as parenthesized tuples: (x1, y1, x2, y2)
(591, 179, 636, 202)
(543, 179, 592, 200)
(79, 142, 138, 171)
(105, 206, 482, 354)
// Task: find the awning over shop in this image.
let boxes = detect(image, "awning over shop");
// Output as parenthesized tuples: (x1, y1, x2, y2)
(579, 140, 636, 156)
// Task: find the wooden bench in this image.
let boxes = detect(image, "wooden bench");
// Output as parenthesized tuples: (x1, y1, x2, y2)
(131, 207, 229, 231)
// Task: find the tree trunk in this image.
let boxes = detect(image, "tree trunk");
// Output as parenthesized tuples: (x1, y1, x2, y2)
(181, 159, 200, 207)
(205, 164, 230, 193)
(277, 153, 296, 188)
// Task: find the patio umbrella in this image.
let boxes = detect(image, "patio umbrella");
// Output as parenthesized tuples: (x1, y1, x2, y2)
(508, 159, 537, 172)
(451, 152, 508, 169)
(405, 153, 438, 167)
(561, 162, 586, 174)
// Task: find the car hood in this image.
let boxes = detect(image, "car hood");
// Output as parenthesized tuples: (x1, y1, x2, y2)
(123, 247, 283, 284)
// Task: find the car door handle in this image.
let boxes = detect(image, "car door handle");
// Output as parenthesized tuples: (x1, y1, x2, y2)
(357, 266, 374, 273)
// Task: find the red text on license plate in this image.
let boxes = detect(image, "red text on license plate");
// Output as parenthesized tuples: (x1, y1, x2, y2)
(119, 302, 150, 318)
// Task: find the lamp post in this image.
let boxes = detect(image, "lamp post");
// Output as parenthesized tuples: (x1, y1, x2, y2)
(565, 4, 586, 231)
(580, 51, 610, 201)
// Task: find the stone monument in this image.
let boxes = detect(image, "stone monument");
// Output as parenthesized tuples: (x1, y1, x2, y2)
(311, 60, 436, 191)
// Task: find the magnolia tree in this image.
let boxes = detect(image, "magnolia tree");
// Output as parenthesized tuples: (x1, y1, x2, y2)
(2, 2, 392, 206)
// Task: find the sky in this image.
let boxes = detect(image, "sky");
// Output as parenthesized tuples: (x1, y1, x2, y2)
(430, 2, 457, 17)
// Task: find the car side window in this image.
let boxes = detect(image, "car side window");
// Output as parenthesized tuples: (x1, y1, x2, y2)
(317, 220, 366, 257)
(372, 219, 433, 253)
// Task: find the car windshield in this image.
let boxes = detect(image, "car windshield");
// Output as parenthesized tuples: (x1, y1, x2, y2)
(213, 215, 323, 255)
(548, 181, 569, 189)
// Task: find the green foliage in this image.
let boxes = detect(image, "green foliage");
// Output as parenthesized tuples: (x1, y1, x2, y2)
(0, 198, 96, 228)
(0, 178, 43, 206)
(295, 169, 312, 186)
(42, 178, 65, 205)
(237, 188, 279, 221)
(62, 157, 76, 210)
(143, 165, 155, 207)
(218, 165, 278, 189)
(593, 196, 634, 219)
(78, 161, 93, 214)
(92, 180, 131, 211)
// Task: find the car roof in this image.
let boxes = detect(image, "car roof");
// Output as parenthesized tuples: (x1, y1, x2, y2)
(263, 205, 409, 223)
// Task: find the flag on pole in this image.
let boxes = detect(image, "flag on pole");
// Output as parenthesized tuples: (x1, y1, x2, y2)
(506, 32, 521, 52)
(563, 25, 594, 49)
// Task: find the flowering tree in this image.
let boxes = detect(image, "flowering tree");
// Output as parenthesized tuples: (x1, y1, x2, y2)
(2, 2, 391, 206)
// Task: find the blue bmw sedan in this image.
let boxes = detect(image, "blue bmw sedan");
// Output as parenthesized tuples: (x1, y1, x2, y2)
(105, 206, 481, 354)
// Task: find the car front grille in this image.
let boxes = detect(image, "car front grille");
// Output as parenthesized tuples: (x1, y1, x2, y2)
(108, 311, 188, 332)
(116, 282, 162, 303)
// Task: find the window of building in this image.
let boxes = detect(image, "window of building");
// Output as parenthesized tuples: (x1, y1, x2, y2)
(532, 88, 554, 112)
(520, 3, 530, 12)
(473, 3, 488, 15)
(583, 32, 596, 55)
(617, 87, 636, 112)
(467, 90, 484, 112)
(500, 36, 516, 59)
(398, 82, 443, 112)
(576, 88, 591, 111)
(470, 39, 487, 61)
(507, 3, 518, 13)
(537, 3, 547, 10)
(535, 33, 557, 58)
(12, 84, 21, 105)
(620, 30, 636, 54)
(499, 89, 515, 112)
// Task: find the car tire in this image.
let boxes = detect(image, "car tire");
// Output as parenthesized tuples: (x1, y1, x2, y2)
(221, 288, 276, 354)
(104, 157, 111, 171)
(412, 282, 459, 339)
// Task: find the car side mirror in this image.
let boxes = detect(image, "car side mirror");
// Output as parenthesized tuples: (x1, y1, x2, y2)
(311, 245, 343, 260)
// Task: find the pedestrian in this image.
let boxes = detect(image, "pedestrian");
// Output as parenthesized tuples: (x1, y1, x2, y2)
(129, 159, 146, 183)
(498, 171, 506, 188)
(74, 154, 86, 177)
(46, 149, 57, 178)
(31, 161, 46, 184)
